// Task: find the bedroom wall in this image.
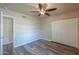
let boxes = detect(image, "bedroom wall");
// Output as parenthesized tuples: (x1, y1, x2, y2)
(2, 9, 41, 47)
(41, 11, 79, 41)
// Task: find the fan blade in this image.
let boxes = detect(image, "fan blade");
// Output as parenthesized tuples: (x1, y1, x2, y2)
(42, 3, 47, 10)
(38, 14, 41, 16)
(38, 3, 42, 10)
(46, 8, 57, 12)
(30, 11, 39, 13)
(45, 13, 50, 16)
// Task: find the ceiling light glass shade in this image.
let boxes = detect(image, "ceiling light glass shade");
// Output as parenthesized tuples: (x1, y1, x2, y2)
(40, 9, 45, 15)
(40, 12, 44, 15)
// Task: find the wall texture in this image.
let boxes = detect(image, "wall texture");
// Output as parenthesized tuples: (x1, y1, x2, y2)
(41, 11, 79, 41)
(2, 9, 41, 47)
(1, 9, 79, 48)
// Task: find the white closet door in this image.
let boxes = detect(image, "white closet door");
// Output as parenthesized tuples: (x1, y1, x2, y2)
(52, 18, 79, 48)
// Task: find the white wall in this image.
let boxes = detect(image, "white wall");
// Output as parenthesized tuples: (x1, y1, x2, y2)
(2, 9, 41, 47)
(1, 8, 79, 48)
(40, 17, 58, 41)
(41, 11, 79, 41)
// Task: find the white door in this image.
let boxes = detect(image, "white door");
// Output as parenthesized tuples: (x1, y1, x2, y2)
(3, 16, 13, 54)
(3, 17, 13, 45)
(52, 18, 78, 48)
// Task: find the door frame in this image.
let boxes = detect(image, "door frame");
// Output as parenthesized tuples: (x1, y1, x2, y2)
(0, 11, 15, 55)
(0, 11, 3, 55)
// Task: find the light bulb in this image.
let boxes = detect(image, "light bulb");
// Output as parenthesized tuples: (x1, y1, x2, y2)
(40, 9, 45, 15)
(40, 11, 44, 15)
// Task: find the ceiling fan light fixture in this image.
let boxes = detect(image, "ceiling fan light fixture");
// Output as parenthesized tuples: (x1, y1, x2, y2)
(40, 9, 45, 15)
(40, 11, 45, 15)
(30, 3, 57, 16)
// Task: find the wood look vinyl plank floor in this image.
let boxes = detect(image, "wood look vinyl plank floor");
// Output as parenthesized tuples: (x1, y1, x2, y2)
(3, 39, 79, 55)
(23, 42, 57, 55)
(3, 43, 13, 55)
(14, 46, 32, 55)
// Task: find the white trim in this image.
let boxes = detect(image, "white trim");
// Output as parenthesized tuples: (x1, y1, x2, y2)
(3, 15, 15, 18)
(1, 13, 15, 55)
(3, 42, 13, 46)
(3, 15, 15, 44)
(0, 11, 3, 55)
(3, 41, 13, 45)
(13, 17, 15, 48)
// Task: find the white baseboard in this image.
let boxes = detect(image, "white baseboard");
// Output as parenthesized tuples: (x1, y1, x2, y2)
(14, 39, 40, 48)
(3, 41, 12, 45)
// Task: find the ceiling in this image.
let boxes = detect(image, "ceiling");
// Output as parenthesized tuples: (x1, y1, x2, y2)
(0, 3, 79, 18)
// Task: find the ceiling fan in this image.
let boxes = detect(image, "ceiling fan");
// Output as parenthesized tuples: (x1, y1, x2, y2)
(30, 3, 57, 16)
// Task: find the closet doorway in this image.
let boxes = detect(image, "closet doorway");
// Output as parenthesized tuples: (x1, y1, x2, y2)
(3, 15, 14, 55)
